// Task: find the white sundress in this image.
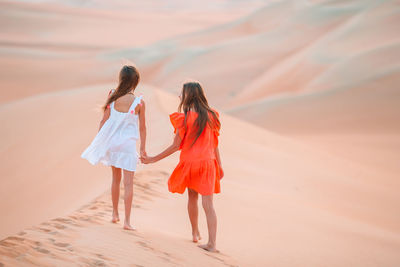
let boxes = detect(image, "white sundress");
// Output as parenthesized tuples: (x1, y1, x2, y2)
(81, 93, 142, 172)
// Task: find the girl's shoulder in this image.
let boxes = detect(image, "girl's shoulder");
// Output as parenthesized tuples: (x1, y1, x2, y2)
(170, 112, 185, 123)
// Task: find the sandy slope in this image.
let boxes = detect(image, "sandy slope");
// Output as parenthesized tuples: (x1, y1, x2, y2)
(1, 85, 399, 266)
(116, 0, 400, 133)
(0, 0, 264, 103)
(0, 170, 238, 267)
(111, 0, 400, 186)
(1, 0, 400, 266)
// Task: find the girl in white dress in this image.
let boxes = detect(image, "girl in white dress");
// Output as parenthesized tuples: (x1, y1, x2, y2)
(81, 65, 146, 230)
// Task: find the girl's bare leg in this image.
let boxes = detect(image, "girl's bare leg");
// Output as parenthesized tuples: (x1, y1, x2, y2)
(123, 170, 135, 230)
(111, 167, 122, 223)
(187, 188, 201, 242)
(199, 194, 218, 252)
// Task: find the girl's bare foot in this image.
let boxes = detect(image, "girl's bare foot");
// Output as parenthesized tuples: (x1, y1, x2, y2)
(111, 212, 120, 223)
(192, 231, 202, 243)
(198, 244, 219, 253)
(123, 221, 136, 230)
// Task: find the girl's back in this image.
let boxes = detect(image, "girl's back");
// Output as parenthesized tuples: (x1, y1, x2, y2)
(113, 94, 138, 114)
(171, 111, 219, 162)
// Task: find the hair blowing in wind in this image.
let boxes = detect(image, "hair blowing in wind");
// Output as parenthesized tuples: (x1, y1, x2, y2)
(103, 65, 140, 110)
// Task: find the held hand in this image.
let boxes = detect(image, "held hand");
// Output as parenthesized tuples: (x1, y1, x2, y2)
(140, 149, 147, 158)
(140, 155, 156, 164)
(139, 155, 147, 163)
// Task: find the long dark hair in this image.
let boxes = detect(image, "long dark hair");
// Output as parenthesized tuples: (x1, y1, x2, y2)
(178, 82, 220, 145)
(103, 65, 140, 110)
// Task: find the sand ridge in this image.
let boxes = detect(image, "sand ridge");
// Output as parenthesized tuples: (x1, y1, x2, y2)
(1, 0, 400, 266)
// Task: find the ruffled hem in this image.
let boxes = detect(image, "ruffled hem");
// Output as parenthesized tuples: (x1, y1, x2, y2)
(82, 148, 138, 172)
(168, 158, 221, 195)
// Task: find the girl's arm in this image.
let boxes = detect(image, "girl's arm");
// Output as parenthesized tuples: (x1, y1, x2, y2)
(99, 90, 113, 131)
(215, 147, 224, 178)
(142, 131, 182, 164)
(138, 99, 147, 157)
(98, 107, 111, 131)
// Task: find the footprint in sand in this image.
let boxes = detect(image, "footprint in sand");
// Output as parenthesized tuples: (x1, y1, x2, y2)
(80, 257, 107, 267)
(54, 242, 70, 248)
(0, 241, 16, 248)
(94, 253, 112, 261)
(34, 247, 50, 254)
(204, 252, 239, 267)
(37, 227, 52, 233)
(5, 237, 24, 242)
(135, 240, 178, 264)
(52, 223, 67, 230)
(48, 231, 59, 235)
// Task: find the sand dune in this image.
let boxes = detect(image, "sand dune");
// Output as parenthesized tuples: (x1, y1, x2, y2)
(0, 0, 264, 103)
(1, 85, 399, 266)
(1, 0, 400, 266)
(116, 0, 399, 132)
(112, 0, 400, 182)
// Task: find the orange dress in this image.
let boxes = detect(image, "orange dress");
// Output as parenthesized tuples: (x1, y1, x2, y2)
(168, 110, 221, 195)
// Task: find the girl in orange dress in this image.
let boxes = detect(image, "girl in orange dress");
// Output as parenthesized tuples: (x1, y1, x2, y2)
(142, 81, 223, 252)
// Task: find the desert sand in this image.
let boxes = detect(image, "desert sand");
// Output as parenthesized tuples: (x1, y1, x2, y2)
(1, 0, 400, 266)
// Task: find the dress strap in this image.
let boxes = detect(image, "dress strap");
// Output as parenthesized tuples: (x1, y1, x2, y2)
(128, 95, 143, 112)
(107, 89, 116, 109)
